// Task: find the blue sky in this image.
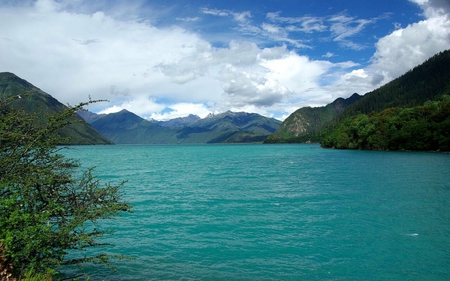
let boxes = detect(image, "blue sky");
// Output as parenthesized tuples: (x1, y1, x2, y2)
(1, 0, 449, 120)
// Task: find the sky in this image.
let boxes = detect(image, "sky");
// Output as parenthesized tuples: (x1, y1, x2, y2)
(1, 0, 449, 121)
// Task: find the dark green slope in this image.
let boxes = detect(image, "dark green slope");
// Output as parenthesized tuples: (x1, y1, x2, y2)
(322, 50, 450, 151)
(0, 72, 112, 145)
(334, 50, 450, 125)
(265, 93, 362, 143)
(90, 109, 178, 144)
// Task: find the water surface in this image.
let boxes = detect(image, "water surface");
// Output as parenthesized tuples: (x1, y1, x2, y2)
(63, 144, 450, 280)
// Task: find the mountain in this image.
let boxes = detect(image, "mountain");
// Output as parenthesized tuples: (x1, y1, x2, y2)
(77, 110, 104, 123)
(265, 49, 450, 145)
(151, 114, 201, 128)
(321, 96, 450, 151)
(0, 72, 112, 145)
(86, 110, 281, 144)
(331, 49, 450, 126)
(264, 93, 362, 143)
(321, 49, 450, 151)
(90, 109, 177, 144)
(185, 111, 282, 143)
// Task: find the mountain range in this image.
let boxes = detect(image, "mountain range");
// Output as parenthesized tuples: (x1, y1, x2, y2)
(80, 109, 282, 144)
(3, 49, 448, 147)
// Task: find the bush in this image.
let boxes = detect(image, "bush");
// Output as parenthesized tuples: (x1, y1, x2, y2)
(0, 97, 132, 279)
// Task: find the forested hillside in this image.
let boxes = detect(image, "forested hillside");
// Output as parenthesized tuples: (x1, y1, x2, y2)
(321, 50, 450, 151)
(264, 93, 361, 143)
(331, 50, 450, 126)
(321, 96, 450, 151)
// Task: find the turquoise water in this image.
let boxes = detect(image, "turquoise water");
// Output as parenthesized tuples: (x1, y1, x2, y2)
(63, 144, 450, 280)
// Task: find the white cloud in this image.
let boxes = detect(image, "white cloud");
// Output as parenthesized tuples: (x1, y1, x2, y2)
(232, 11, 252, 24)
(320, 1, 450, 103)
(323, 52, 335, 58)
(329, 14, 372, 49)
(200, 7, 251, 24)
(0, 0, 449, 123)
(262, 23, 282, 34)
(0, 0, 212, 116)
(370, 14, 450, 80)
(200, 8, 229, 17)
(176, 17, 200, 22)
(99, 96, 165, 117)
(149, 103, 212, 120)
(155, 41, 339, 114)
(266, 12, 327, 33)
(409, 0, 450, 17)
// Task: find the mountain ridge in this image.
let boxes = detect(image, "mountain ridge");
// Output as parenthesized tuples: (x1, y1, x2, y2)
(264, 93, 362, 143)
(0, 72, 113, 145)
(85, 109, 281, 144)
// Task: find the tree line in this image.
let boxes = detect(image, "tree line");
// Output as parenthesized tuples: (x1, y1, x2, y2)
(321, 95, 450, 151)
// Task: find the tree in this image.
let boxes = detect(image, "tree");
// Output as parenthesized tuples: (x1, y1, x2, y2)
(321, 96, 450, 151)
(0, 96, 132, 280)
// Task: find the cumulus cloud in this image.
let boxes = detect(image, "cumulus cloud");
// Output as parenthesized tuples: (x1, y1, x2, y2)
(0, 0, 213, 117)
(318, 0, 450, 102)
(410, 0, 450, 17)
(371, 1, 450, 80)
(0, 0, 449, 122)
(155, 41, 341, 114)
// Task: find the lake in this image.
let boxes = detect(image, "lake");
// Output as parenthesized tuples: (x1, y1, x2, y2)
(62, 144, 450, 280)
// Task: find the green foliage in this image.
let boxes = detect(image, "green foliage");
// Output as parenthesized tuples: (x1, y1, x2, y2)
(17, 268, 53, 281)
(321, 96, 450, 151)
(0, 97, 132, 279)
(0, 72, 112, 145)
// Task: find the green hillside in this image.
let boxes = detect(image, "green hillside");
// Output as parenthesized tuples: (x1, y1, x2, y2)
(0, 72, 112, 145)
(322, 96, 450, 151)
(264, 93, 361, 143)
(322, 50, 450, 151)
(332, 50, 450, 125)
